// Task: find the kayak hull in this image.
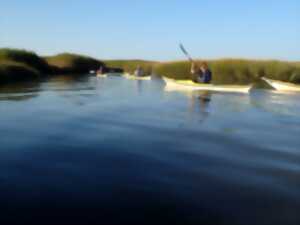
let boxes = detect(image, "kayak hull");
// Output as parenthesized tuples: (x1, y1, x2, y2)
(163, 77, 252, 94)
(262, 77, 300, 92)
(124, 73, 151, 81)
(97, 74, 107, 78)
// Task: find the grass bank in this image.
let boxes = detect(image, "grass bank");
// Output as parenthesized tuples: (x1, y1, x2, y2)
(45, 53, 104, 74)
(0, 48, 50, 73)
(0, 61, 40, 83)
(153, 59, 300, 84)
(0, 49, 105, 84)
(1, 48, 299, 85)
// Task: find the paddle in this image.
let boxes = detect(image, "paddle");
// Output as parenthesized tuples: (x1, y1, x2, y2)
(179, 43, 194, 63)
(179, 43, 199, 80)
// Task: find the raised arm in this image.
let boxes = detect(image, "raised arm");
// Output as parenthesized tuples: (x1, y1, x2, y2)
(191, 62, 197, 74)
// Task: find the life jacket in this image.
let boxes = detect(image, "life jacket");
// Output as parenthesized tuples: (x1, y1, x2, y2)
(200, 69, 212, 83)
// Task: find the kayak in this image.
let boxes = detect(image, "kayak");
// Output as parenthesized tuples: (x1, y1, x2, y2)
(261, 77, 300, 92)
(124, 73, 151, 81)
(163, 77, 252, 94)
(96, 73, 107, 78)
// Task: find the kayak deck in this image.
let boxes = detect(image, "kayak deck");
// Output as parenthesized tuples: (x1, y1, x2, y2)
(96, 74, 107, 78)
(262, 77, 300, 92)
(124, 73, 151, 81)
(163, 77, 252, 93)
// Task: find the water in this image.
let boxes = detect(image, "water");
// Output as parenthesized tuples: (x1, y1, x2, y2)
(0, 75, 300, 225)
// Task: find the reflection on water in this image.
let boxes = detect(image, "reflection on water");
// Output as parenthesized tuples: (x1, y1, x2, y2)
(0, 75, 300, 225)
(188, 91, 211, 124)
(0, 82, 40, 101)
(136, 80, 143, 94)
(250, 90, 300, 116)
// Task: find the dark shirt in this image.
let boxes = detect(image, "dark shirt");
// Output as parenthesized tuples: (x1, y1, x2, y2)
(196, 69, 212, 83)
(202, 69, 212, 83)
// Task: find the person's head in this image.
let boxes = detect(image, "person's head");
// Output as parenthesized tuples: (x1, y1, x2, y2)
(200, 62, 208, 72)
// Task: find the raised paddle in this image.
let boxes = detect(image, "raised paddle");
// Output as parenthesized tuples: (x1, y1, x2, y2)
(179, 43, 194, 63)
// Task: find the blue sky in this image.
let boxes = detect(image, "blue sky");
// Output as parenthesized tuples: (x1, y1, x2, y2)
(1, 0, 299, 61)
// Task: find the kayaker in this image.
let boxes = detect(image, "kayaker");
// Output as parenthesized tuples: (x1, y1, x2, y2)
(191, 62, 212, 83)
(134, 66, 144, 77)
(97, 66, 103, 75)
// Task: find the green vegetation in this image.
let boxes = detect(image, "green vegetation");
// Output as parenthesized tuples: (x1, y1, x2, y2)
(45, 53, 104, 73)
(0, 48, 50, 73)
(0, 49, 105, 84)
(153, 59, 300, 84)
(0, 61, 40, 83)
(104, 60, 157, 75)
(1, 48, 299, 85)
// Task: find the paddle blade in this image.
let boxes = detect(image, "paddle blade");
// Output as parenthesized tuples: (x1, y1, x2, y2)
(179, 43, 193, 62)
(179, 43, 189, 56)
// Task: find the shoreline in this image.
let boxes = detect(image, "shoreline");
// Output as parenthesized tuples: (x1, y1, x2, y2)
(1, 48, 300, 85)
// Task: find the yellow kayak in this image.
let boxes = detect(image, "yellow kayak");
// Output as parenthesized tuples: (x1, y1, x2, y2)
(262, 77, 300, 92)
(163, 77, 252, 94)
(123, 73, 151, 81)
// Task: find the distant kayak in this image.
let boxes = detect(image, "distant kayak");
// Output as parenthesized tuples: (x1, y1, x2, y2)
(96, 73, 107, 78)
(163, 77, 252, 94)
(262, 77, 300, 92)
(124, 73, 151, 81)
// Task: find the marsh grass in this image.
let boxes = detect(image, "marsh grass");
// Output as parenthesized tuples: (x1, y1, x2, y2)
(45, 53, 104, 73)
(1, 48, 299, 85)
(0, 61, 40, 83)
(0, 49, 105, 84)
(0, 48, 50, 73)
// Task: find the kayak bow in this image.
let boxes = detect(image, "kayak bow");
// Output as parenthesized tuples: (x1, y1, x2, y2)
(261, 77, 300, 92)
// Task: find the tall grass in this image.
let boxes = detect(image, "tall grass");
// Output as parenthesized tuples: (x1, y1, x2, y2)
(45, 53, 104, 73)
(153, 59, 300, 84)
(0, 49, 105, 84)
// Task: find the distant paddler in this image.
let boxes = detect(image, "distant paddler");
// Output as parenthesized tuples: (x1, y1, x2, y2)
(134, 66, 144, 77)
(96, 66, 104, 75)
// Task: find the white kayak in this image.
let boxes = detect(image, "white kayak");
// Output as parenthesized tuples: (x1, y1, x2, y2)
(96, 73, 107, 78)
(261, 77, 300, 92)
(123, 73, 151, 81)
(163, 77, 252, 94)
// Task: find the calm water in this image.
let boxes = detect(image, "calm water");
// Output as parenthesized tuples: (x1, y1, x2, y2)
(0, 75, 300, 225)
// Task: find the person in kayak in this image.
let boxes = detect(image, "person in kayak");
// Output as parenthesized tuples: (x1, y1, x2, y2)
(191, 62, 212, 83)
(134, 66, 144, 77)
(97, 66, 103, 75)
